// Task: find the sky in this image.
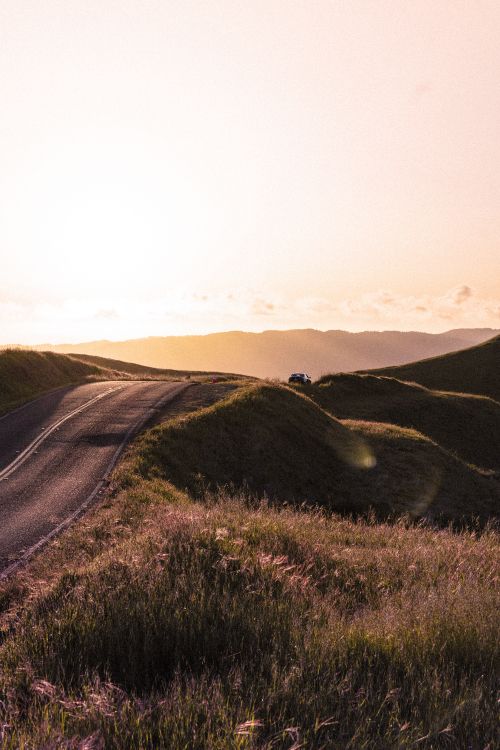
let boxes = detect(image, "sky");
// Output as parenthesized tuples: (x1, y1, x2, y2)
(1, 0, 499, 343)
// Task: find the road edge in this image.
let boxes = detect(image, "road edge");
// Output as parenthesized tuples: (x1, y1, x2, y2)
(0, 382, 191, 581)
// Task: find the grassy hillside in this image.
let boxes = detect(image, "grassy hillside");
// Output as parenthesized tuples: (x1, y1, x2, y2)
(0, 382, 498, 747)
(0, 349, 102, 415)
(309, 373, 500, 470)
(33, 327, 500, 379)
(125, 383, 499, 523)
(0, 475, 497, 748)
(70, 352, 247, 381)
(0, 349, 246, 418)
(363, 333, 500, 401)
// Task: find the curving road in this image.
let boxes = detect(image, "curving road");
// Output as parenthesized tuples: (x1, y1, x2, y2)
(0, 380, 188, 578)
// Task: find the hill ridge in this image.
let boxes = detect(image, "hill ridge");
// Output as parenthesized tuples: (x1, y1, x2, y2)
(362, 334, 500, 401)
(10, 327, 499, 380)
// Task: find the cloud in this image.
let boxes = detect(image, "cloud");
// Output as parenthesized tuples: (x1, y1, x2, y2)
(291, 285, 499, 332)
(380, 293, 395, 306)
(295, 297, 337, 315)
(0, 289, 40, 306)
(94, 308, 120, 320)
(337, 290, 402, 319)
(1, 285, 499, 345)
(338, 286, 478, 322)
(251, 298, 276, 316)
(448, 285, 473, 305)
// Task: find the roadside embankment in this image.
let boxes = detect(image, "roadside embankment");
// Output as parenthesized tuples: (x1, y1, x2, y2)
(0, 349, 102, 416)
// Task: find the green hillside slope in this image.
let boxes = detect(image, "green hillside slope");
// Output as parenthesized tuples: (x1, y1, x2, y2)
(309, 373, 500, 470)
(361, 334, 500, 401)
(0, 350, 101, 415)
(70, 352, 246, 380)
(126, 383, 499, 522)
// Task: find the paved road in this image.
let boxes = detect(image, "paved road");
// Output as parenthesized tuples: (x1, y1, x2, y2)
(0, 380, 188, 577)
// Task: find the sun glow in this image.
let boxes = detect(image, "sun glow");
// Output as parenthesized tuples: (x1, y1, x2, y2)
(5, 132, 223, 299)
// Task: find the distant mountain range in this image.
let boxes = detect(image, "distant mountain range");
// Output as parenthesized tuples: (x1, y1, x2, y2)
(29, 327, 500, 379)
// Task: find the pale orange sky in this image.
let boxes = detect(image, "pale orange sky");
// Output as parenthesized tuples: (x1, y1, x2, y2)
(1, 0, 499, 343)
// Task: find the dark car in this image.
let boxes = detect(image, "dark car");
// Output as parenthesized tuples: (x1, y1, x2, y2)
(288, 372, 311, 384)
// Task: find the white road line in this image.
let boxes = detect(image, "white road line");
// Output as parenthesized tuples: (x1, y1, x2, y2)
(0, 386, 123, 482)
(0, 382, 190, 580)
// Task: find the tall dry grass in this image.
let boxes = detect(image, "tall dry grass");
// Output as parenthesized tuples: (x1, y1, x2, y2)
(1, 482, 498, 749)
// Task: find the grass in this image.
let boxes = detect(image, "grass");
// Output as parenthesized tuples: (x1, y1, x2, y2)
(69, 352, 249, 382)
(0, 349, 102, 416)
(0, 377, 497, 747)
(0, 480, 498, 748)
(307, 373, 500, 470)
(360, 333, 500, 402)
(124, 382, 499, 524)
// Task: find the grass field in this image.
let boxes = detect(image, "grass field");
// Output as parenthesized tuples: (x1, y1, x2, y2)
(0, 472, 497, 748)
(0, 360, 498, 748)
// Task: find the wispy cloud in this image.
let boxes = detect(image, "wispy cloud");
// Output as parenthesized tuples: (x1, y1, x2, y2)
(300, 286, 500, 330)
(447, 285, 473, 306)
(251, 299, 276, 316)
(1, 285, 498, 345)
(94, 308, 120, 320)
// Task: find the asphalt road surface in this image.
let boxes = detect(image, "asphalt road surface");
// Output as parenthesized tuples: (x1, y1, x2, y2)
(0, 380, 188, 577)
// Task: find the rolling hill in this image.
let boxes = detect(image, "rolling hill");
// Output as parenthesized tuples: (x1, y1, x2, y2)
(128, 382, 499, 523)
(364, 333, 500, 401)
(28, 327, 500, 380)
(1, 352, 498, 748)
(69, 353, 246, 381)
(309, 373, 500, 470)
